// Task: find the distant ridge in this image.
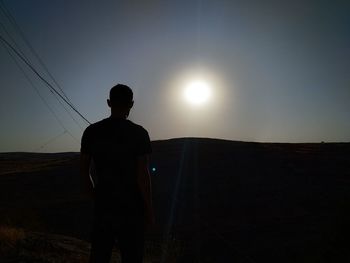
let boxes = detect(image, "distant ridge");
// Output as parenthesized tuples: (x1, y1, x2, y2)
(0, 152, 79, 156)
(1, 137, 349, 155)
(153, 137, 350, 147)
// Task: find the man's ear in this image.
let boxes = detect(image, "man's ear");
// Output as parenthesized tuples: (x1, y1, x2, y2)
(129, 100, 134, 109)
(107, 99, 111, 108)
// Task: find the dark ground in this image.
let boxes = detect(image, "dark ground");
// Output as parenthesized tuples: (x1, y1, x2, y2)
(1, 138, 350, 262)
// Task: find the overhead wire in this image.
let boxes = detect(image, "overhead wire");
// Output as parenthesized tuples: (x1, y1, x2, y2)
(32, 130, 68, 152)
(0, 0, 85, 130)
(0, 0, 71, 103)
(0, 2, 88, 150)
(0, 5, 85, 130)
(0, 34, 91, 125)
(0, 36, 65, 132)
(50, 90, 85, 130)
(0, 1, 90, 126)
(0, 24, 80, 147)
(0, 16, 27, 64)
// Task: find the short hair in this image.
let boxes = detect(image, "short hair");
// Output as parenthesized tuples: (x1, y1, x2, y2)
(109, 84, 133, 106)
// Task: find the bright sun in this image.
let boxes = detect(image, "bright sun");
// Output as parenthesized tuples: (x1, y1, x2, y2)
(184, 80, 211, 106)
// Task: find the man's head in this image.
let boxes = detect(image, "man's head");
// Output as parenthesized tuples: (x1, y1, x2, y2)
(107, 84, 134, 117)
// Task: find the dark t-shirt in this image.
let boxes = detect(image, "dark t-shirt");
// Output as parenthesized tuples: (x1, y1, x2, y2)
(81, 117, 151, 208)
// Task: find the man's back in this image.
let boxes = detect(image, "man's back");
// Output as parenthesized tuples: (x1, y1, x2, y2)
(81, 117, 151, 207)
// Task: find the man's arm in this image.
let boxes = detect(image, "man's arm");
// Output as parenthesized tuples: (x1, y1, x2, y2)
(137, 155, 155, 227)
(80, 152, 94, 199)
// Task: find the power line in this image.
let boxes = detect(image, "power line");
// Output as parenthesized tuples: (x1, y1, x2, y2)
(1, 39, 65, 130)
(0, 15, 28, 64)
(0, 1, 88, 151)
(0, 5, 85, 130)
(0, 3, 88, 150)
(0, 35, 80, 146)
(0, 0, 71, 103)
(0, 34, 91, 125)
(33, 130, 68, 152)
(0, 1, 90, 125)
(50, 90, 85, 130)
(0, 19, 84, 131)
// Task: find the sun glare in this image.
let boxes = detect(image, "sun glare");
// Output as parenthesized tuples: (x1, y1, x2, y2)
(184, 80, 211, 106)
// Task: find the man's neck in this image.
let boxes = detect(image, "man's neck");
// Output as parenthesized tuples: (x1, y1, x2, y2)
(110, 111, 127, 119)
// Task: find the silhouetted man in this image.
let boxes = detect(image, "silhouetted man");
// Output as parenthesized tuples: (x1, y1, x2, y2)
(80, 84, 154, 263)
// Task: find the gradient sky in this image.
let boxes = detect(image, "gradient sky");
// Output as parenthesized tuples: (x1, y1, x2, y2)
(0, 0, 349, 152)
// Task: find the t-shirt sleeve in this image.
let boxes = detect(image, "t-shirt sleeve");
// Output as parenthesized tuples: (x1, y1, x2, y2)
(80, 126, 92, 154)
(137, 128, 152, 156)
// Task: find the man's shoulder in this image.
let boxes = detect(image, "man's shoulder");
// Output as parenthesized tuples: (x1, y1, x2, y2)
(125, 120, 150, 137)
(83, 118, 108, 132)
(126, 120, 152, 154)
(91, 118, 110, 128)
(126, 120, 147, 131)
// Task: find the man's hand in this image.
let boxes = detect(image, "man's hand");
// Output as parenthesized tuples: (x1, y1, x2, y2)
(145, 206, 155, 230)
(137, 155, 155, 230)
(80, 153, 94, 200)
(81, 182, 94, 200)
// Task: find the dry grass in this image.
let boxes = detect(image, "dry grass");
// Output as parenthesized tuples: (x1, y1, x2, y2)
(0, 225, 25, 245)
(0, 225, 184, 263)
(0, 153, 78, 176)
(0, 225, 89, 262)
(0, 225, 26, 259)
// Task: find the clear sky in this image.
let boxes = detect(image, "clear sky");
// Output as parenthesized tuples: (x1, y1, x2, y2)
(0, 0, 349, 152)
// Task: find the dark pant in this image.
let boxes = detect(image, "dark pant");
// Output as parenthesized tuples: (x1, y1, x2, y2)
(89, 200, 145, 263)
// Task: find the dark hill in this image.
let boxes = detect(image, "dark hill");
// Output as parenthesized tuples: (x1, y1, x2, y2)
(1, 138, 350, 262)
